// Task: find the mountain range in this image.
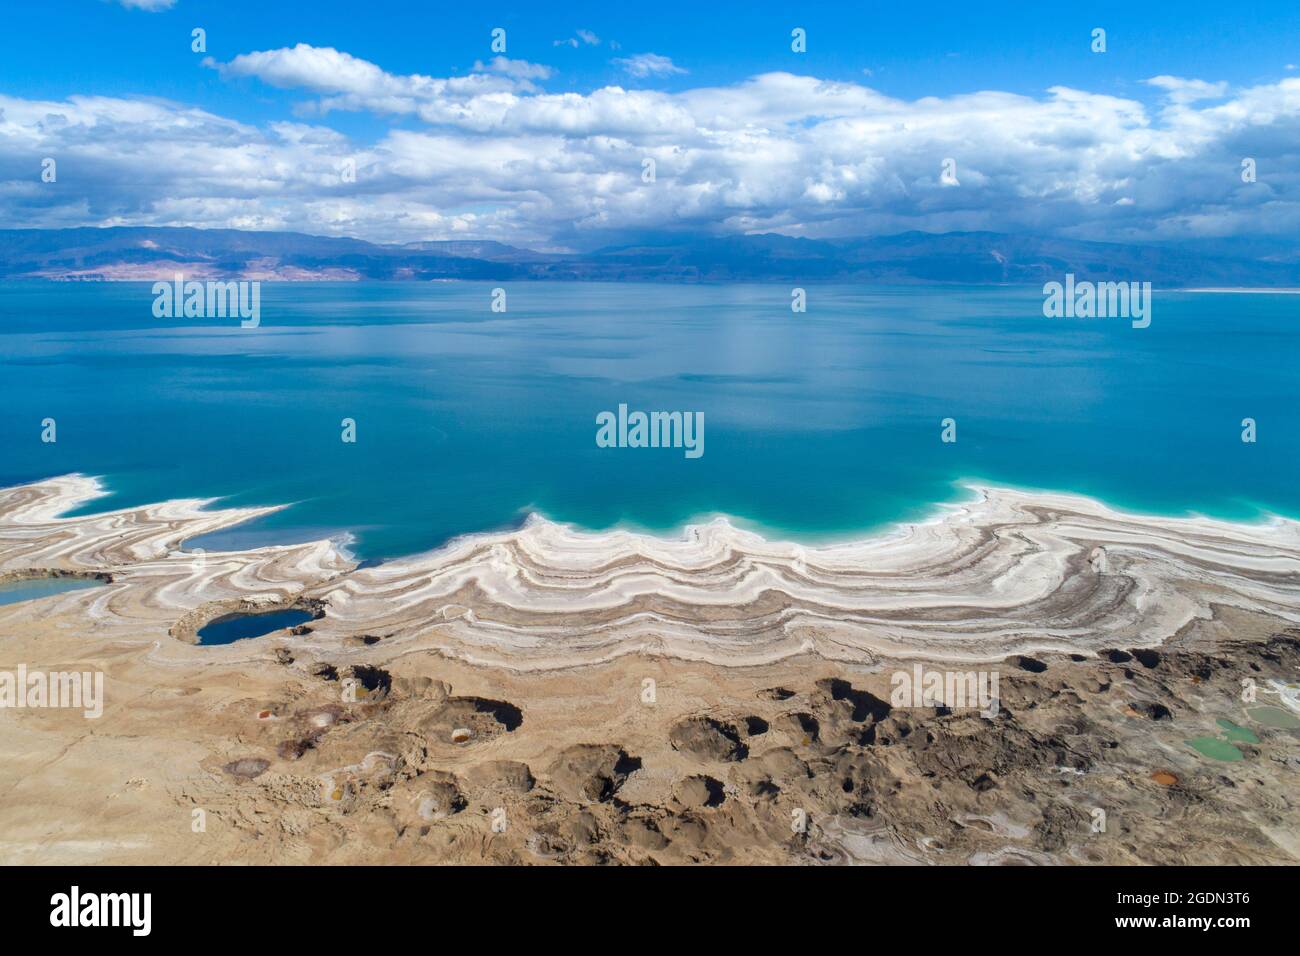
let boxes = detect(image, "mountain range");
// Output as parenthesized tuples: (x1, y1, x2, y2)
(2, 227, 1299, 287)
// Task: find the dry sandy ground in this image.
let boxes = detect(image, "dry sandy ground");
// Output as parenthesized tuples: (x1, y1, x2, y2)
(0, 475, 1297, 865)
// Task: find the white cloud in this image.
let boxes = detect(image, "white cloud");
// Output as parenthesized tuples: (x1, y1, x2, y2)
(555, 30, 600, 48)
(613, 53, 687, 78)
(4, 45, 1300, 246)
(1144, 75, 1228, 104)
(115, 0, 176, 10)
(210, 44, 417, 97)
(472, 56, 553, 82)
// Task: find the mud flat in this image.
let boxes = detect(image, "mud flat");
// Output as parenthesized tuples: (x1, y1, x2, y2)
(0, 474, 1296, 865)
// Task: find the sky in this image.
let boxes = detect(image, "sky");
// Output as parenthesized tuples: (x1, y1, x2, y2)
(1, 0, 1298, 248)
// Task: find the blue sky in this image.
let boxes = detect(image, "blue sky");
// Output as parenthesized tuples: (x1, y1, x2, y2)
(2, 0, 1298, 247)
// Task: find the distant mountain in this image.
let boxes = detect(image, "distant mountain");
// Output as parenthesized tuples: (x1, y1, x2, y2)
(0, 227, 522, 282)
(577, 233, 1300, 285)
(399, 239, 551, 262)
(1, 226, 1298, 287)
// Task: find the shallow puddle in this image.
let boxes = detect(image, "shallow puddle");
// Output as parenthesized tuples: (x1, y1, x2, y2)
(1246, 706, 1300, 730)
(1215, 718, 1259, 744)
(1184, 737, 1245, 761)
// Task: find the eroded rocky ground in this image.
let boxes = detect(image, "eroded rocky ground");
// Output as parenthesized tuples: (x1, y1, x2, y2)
(6, 606, 1292, 865)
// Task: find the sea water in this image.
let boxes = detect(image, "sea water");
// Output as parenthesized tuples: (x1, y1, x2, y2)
(1, 281, 1295, 561)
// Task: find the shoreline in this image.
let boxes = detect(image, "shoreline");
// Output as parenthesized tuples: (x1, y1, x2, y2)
(14, 469, 1299, 565)
(3, 472, 1298, 671)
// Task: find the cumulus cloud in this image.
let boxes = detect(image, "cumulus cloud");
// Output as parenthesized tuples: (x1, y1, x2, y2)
(209, 44, 406, 97)
(4, 43, 1300, 246)
(613, 53, 687, 78)
(208, 45, 554, 113)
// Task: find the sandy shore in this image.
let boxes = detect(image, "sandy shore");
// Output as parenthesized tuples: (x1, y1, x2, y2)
(0, 474, 1297, 864)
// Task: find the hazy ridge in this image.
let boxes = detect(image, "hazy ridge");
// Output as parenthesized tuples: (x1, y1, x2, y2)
(4, 227, 1300, 286)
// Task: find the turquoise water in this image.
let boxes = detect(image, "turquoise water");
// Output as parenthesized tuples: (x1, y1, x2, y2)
(196, 609, 314, 645)
(0, 577, 105, 606)
(0, 281, 1295, 561)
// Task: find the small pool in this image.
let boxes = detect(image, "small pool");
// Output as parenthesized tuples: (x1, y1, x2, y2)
(1247, 705, 1300, 730)
(1184, 736, 1245, 761)
(197, 609, 314, 645)
(0, 576, 106, 607)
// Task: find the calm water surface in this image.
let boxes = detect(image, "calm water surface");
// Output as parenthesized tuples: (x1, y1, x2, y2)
(1, 281, 1295, 561)
(196, 609, 314, 645)
(0, 577, 105, 607)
